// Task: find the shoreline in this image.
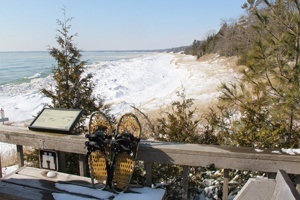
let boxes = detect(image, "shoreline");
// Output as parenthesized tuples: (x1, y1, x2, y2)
(0, 53, 241, 166)
(0, 52, 241, 125)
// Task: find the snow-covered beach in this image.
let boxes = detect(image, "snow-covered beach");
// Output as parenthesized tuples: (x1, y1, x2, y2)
(0, 52, 239, 124)
(0, 52, 239, 169)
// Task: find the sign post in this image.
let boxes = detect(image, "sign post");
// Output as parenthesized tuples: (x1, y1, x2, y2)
(0, 108, 9, 125)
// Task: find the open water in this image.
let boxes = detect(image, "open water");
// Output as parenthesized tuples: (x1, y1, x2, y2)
(0, 51, 150, 85)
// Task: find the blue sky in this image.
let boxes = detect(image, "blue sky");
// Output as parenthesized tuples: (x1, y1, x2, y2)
(0, 0, 246, 51)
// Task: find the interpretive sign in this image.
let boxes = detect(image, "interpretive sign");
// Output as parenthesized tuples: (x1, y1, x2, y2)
(28, 108, 82, 134)
(39, 149, 58, 171)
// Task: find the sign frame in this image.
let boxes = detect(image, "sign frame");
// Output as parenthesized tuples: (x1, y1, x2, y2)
(28, 108, 82, 134)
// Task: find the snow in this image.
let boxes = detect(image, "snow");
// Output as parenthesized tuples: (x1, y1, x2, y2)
(113, 187, 165, 200)
(271, 150, 281, 154)
(0, 52, 238, 124)
(254, 148, 264, 153)
(1, 164, 18, 177)
(2, 53, 298, 199)
(53, 184, 165, 200)
(54, 183, 115, 199)
(281, 148, 300, 155)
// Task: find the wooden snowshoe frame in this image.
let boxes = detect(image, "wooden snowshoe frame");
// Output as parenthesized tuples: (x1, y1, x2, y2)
(87, 111, 113, 189)
(112, 113, 142, 193)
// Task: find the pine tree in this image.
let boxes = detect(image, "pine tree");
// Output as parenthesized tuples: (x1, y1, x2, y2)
(40, 8, 109, 175)
(155, 90, 200, 143)
(214, 0, 300, 148)
(41, 8, 108, 131)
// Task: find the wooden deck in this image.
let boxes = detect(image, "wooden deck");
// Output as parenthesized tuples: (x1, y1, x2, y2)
(235, 170, 300, 200)
(0, 166, 165, 200)
(1, 125, 300, 199)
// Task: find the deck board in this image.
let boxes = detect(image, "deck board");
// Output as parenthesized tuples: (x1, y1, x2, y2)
(0, 181, 53, 200)
(0, 167, 165, 200)
(0, 193, 27, 200)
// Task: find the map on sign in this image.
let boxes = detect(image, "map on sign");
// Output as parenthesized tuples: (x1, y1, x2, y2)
(28, 108, 82, 134)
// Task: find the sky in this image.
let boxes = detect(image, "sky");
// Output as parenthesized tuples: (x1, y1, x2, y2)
(0, 0, 247, 51)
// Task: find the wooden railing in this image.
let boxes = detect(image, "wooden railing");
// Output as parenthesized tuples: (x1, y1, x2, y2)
(1, 125, 300, 199)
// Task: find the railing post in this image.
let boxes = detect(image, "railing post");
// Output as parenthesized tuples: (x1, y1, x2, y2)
(182, 166, 189, 200)
(223, 169, 229, 200)
(58, 151, 66, 173)
(296, 175, 300, 193)
(0, 154, 2, 178)
(79, 154, 87, 176)
(17, 145, 24, 168)
(145, 162, 152, 186)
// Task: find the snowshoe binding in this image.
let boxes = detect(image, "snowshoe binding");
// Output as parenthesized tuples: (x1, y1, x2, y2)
(85, 111, 113, 189)
(111, 113, 141, 193)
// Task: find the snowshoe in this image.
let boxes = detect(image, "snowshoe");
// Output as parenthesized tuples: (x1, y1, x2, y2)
(86, 111, 113, 189)
(111, 113, 141, 193)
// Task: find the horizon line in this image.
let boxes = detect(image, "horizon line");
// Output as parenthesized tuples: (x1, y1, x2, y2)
(0, 46, 188, 53)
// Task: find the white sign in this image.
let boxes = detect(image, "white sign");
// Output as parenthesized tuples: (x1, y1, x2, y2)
(39, 150, 58, 171)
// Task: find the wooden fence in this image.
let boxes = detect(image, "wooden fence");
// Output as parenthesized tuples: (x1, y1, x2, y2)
(0, 125, 300, 199)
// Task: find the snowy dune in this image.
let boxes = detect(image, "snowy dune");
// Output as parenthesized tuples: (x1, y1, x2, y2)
(0, 52, 239, 166)
(0, 53, 239, 124)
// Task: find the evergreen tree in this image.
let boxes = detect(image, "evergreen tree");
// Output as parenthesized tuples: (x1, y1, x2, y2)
(151, 90, 200, 199)
(41, 8, 108, 131)
(184, 30, 217, 59)
(213, 0, 300, 148)
(40, 8, 109, 175)
(155, 90, 200, 143)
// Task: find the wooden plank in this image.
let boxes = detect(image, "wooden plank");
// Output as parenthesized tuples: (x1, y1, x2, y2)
(271, 170, 300, 199)
(0, 178, 113, 200)
(14, 167, 92, 185)
(2, 173, 60, 193)
(138, 146, 300, 174)
(234, 178, 275, 200)
(0, 126, 85, 153)
(1, 167, 165, 200)
(0, 167, 108, 199)
(1, 126, 300, 174)
(0, 192, 25, 200)
(0, 181, 51, 200)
